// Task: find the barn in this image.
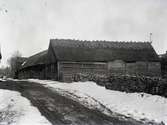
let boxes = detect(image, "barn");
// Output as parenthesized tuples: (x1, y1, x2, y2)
(160, 51, 167, 78)
(18, 39, 161, 82)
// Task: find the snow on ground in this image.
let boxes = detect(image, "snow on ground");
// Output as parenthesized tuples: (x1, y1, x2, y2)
(28, 79, 167, 125)
(0, 89, 51, 125)
(0, 78, 6, 82)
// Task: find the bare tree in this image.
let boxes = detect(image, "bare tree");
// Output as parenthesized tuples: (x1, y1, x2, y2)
(0, 66, 11, 78)
(7, 51, 23, 78)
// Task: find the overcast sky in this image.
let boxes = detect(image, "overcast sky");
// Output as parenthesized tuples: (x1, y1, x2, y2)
(0, 0, 167, 67)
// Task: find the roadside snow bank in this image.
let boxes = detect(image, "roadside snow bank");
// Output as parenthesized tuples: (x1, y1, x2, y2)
(0, 89, 51, 125)
(28, 79, 167, 125)
(0, 78, 6, 82)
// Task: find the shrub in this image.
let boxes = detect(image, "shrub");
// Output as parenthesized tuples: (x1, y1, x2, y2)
(73, 73, 167, 97)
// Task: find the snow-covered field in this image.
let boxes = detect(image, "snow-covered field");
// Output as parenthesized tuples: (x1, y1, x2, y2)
(0, 89, 51, 125)
(28, 79, 167, 125)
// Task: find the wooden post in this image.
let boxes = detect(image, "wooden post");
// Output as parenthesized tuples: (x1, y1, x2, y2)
(125, 63, 127, 75)
(57, 62, 60, 81)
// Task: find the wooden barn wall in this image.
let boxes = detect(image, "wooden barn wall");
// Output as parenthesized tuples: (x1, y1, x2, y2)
(161, 60, 167, 78)
(108, 60, 150, 76)
(125, 62, 136, 75)
(135, 61, 148, 76)
(45, 63, 58, 80)
(108, 60, 161, 77)
(108, 60, 126, 75)
(18, 63, 58, 80)
(56, 61, 162, 82)
(18, 70, 25, 79)
(147, 62, 161, 77)
(18, 61, 161, 81)
(18, 65, 45, 79)
(58, 62, 108, 82)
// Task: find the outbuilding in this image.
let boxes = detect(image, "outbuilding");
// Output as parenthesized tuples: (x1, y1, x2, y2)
(18, 39, 161, 82)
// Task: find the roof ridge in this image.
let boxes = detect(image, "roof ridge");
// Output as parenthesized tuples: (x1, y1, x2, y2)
(50, 38, 150, 44)
(50, 39, 152, 50)
(28, 50, 47, 59)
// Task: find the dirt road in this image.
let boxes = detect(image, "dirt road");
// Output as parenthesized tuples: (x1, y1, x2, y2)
(0, 80, 162, 125)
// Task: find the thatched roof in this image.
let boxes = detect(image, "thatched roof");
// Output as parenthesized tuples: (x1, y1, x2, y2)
(49, 39, 159, 63)
(22, 39, 160, 68)
(21, 50, 47, 68)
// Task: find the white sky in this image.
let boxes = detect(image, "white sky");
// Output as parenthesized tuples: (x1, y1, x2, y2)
(0, 0, 167, 67)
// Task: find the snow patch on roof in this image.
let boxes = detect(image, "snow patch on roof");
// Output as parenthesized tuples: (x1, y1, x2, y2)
(21, 61, 27, 66)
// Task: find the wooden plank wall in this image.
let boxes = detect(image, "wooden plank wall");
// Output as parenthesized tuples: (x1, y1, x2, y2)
(58, 62, 108, 82)
(58, 61, 161, 82)
(18, 61, 161, 81)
